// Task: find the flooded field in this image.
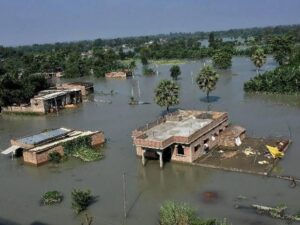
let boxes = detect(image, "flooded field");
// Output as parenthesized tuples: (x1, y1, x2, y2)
(1, 56, 300, 225)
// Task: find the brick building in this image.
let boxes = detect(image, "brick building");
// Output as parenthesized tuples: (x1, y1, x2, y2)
(132, 110, 246, 168)
(2, 128, 105, 165)
(57, 82, 94, 96)
(1, 89, 82, 114)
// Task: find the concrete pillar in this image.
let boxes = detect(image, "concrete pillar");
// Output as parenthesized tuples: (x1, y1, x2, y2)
(142, 149, 146, 166)
(157, 151, 163, 169)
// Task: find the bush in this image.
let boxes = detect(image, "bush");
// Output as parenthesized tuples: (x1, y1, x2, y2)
(48, 151, 62, 163)
(62, 136, 92, 155)
(143, 66, 155, 75)
(41, 191, 63, 205)
(71, 189, 93, 214)
(72, 147, 104, 162)
(159, 201, 217, 225)
(244, 65, 300, 94)
(212, 49, 232, 69)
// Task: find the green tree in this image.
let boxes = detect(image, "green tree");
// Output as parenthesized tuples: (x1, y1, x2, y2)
(71, 189, 93, 214)
(154, 79, 180, 112)
(268, 34, 296, 65)
(140, 47, 150, 65)
(0, 74, 49, 107)
(141, 56, 148, 65)
(169, 65, 181, 80)
(251, 48, 266, 74)
(208, 32, 215, 48)
(196, 65, 219, 102)
(129, 60, 136, 71)
(212, 49, 232, 69)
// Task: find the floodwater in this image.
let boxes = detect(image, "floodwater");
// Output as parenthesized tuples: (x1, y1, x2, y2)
(1, 56, 300, 225)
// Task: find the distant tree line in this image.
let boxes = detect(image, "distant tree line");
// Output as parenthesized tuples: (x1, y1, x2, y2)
(1, 24, 300, 107)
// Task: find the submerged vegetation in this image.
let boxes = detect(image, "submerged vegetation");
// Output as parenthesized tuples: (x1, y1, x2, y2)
(244, 35, 300, 94)
(244, 65, 300, 94)
(160, 201, 230, 225)
(72, 147, 103, 162)
(41, 191, 63, 205)
(71, 189, 94, 214)
(62, 136, 103, 162)
(48, 151, 63, 163)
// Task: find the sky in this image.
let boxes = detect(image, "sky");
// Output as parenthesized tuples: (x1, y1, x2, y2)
(0, 0, 300, 46)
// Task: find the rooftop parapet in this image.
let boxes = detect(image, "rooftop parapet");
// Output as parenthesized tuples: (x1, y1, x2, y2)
(132, 110, 228, 150)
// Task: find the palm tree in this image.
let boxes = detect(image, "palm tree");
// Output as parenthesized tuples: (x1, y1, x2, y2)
(154, 79, 180, 112)
(195, 65, 219, 102)
(170, 65, 181, 80)
(251, 48, 266, 74)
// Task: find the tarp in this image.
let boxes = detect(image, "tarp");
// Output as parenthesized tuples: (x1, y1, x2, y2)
(1, 145, 20, 155)
(266, 145, 284, 159)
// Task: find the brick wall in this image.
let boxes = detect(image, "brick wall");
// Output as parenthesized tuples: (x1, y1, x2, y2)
(91, 132, 105, 146)
(171, 146, 192, 163)
(23, 145, 64, 165)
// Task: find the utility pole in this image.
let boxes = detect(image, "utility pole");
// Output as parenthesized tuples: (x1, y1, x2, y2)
(123, 172, 127, 222)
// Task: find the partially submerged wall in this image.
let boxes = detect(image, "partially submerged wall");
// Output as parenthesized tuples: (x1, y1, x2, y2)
(22, 131, 105, 166)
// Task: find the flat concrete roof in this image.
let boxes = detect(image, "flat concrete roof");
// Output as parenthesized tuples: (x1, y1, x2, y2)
(145, 117, 212, 141)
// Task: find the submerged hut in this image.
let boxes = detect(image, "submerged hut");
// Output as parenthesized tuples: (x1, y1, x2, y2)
(2, 128, 105, 165)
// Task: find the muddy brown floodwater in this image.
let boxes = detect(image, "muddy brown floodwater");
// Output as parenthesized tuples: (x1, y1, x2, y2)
(1, 56, 300, 225)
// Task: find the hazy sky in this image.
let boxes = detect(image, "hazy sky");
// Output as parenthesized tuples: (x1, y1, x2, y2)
(1, 0, 300, 46)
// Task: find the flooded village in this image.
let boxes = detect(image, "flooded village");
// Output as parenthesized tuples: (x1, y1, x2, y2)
(1, 2, 300, 224)
(0, 56, 300, 225)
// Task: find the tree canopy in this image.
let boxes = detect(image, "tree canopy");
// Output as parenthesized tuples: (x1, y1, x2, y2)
(251, 48, 267, 73)
(196, 65, 219, 102)
(212, 47, 233, 69)
(154, 79, 180, 112)
(170, 65, 181, 80)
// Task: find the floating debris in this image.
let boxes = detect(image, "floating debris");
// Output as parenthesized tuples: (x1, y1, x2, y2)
(258, 160, 269, 165)
(236, 203, 300, 222)
(243, 147, 256, 156)
(94, 98, 112, 104)
(202, 191, 219, 203)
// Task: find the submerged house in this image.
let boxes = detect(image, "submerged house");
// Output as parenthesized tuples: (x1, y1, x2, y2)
(1, 128, 105, 165)
(105, 70, 132, 79)
(57, 82, 94, 96)
(1, 89, 82, 114)
(132, 110, 246, 168)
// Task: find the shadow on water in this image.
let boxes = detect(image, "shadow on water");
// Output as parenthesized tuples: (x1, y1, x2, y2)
(0, 218, 49, 225)
(30, 222, 49, 225)
(127, 191, 144, 217)
(159, 107, 181, 116)
(200, 96, 220, 103)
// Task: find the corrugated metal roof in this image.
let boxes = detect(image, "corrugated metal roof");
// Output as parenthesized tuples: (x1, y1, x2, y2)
(17, 128, 71, 145)
(34, 89, 80, 100)
(28, 130, 96, 153)
(1, 145, 21, 155)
